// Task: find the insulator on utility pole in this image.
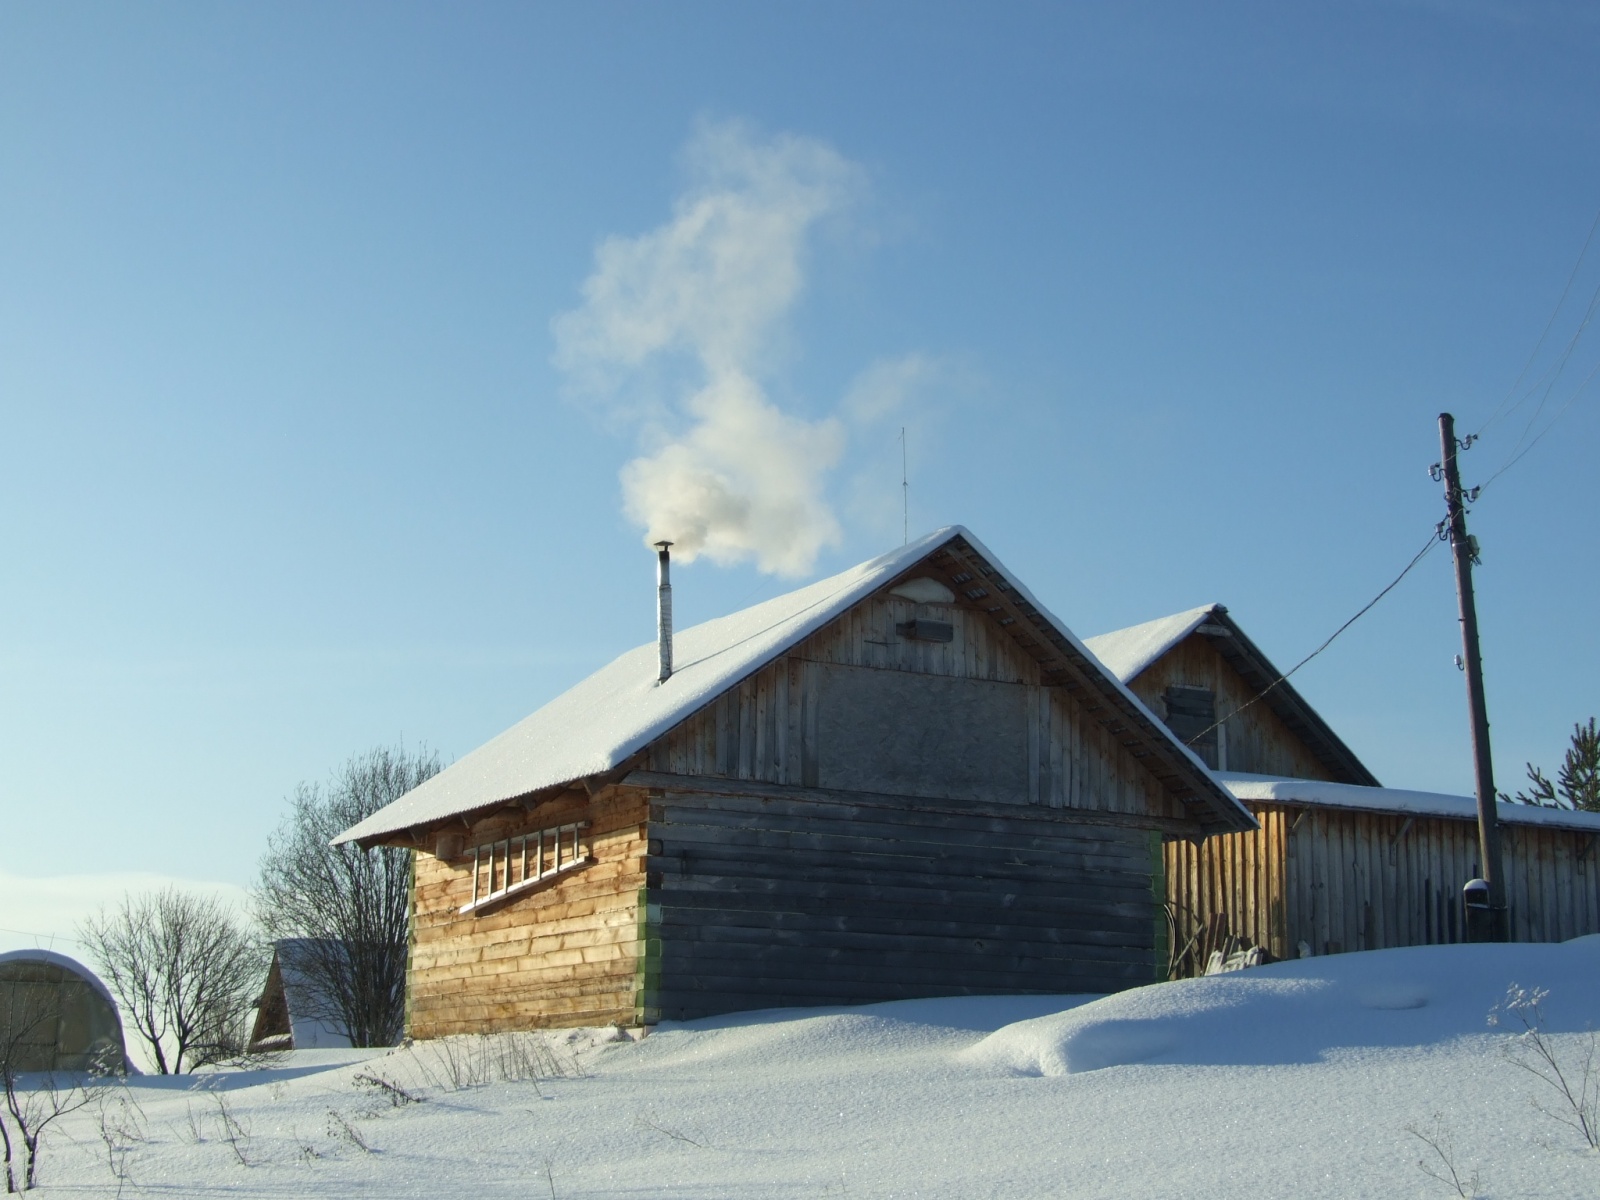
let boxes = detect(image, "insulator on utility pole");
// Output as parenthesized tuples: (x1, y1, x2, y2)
(1437, 412, 1508, 942)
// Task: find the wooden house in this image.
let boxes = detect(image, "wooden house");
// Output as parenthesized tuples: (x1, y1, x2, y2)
(336, 528, 1256, 1034)
(1084, 603, 1600, 970)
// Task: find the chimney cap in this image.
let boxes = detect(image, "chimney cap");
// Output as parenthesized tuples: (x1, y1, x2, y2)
(654, 539, 674, 551)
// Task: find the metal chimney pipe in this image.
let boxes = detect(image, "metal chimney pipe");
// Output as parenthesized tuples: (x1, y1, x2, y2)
(655, 540, 673, 683)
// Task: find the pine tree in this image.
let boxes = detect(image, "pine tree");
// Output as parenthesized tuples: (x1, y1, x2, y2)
(1505, 718, 1600, 812)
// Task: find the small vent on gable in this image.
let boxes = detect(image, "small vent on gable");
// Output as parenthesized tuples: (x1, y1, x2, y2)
(896, 619, 954, 643)
(889, 576, 956, 604)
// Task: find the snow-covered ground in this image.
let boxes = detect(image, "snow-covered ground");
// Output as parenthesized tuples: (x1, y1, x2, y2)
(21, 939, 1600, 1198)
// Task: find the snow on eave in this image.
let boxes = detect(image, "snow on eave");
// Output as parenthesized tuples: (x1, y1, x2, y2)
(335, 527, 1254, 846)
(1220, 772, 1600, 834)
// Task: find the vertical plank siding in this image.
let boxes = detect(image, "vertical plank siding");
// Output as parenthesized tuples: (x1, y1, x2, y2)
(1167, 802, 1600, 970)
(643, 594, 1189, 822)
(1128, 636, 1334, 780)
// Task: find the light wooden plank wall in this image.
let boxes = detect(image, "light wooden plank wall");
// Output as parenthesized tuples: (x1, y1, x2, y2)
(407, 785, 649, 1036)
(1129, 635, 1334, 780)
(643, 592, 1188, 822)
(1166, 802, 1600, 967)
(1166, 807, 1291, 961)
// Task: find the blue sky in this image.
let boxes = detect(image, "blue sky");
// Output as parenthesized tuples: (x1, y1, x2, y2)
(3, 2, 1598, 944)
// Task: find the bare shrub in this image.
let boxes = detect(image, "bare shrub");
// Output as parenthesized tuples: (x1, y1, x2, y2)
(635, 1108, 711, 1148)
(181, 1099, 204, 1144)
(208, 1091, 251, 1166)
(1491, 983, 1600, 1150)
(1405, 1114, 1483, 1198)
(353, 1071, 421, 1107)
(326, 1109, 371, 1154)
(395, 1032, 583, 1094)
(95, 1090, 147, 1197)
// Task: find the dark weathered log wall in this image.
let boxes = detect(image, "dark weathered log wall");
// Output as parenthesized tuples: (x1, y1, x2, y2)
(639, 783, 1164, 1021)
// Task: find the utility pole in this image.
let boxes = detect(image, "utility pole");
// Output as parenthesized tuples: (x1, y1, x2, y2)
(1436, 413, 1508, 941)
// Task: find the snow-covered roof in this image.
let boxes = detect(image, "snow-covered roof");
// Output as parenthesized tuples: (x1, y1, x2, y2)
(336, 527, 1255, 846)
(273, 939, 351, 1051)
(1084, 604, 1379, 788)
(1082, 604, 1218, 683)
(1221, 772, 1600, 833)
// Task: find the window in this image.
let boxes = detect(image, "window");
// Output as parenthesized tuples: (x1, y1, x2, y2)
(1164, 685, 1221, 770)
(459, 821, 590, 914)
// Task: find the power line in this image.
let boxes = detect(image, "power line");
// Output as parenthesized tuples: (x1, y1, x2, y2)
(1479, 354, 1600, 496)
(1474, 199, 1600, 440)
(1183, 529, 1443, 749)
(0, 924, 84, 948)
(1499, 274, 1600, 463)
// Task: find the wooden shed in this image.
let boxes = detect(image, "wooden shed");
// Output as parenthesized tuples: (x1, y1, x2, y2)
(336, 527, 1255, 1034)
(1085, 603, 1600, 971)
(247, 940, 353, 1053)
(1186, 774, 1600, 965)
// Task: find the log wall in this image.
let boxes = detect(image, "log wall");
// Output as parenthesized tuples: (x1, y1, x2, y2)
(407, 784, 648, 1036)
(1166, 802, 1600, 970)
(641, 783, 1165, 1021)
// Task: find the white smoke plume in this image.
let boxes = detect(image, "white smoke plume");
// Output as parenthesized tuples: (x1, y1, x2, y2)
(553, 120, 864, 577)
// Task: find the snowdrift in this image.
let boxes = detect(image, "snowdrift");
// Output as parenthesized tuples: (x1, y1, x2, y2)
(967, 936, 1600, 1075)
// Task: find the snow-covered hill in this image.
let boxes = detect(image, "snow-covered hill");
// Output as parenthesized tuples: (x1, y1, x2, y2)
(22, 939, 1600, 1198)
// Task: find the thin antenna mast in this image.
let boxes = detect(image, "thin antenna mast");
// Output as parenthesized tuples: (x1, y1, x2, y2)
(900, 426, 908, 545)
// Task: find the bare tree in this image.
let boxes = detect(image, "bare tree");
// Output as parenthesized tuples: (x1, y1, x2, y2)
(0, 970, 111, 1191)
(255, 744, 440, 1047)
(79, 890, 261, 1075)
